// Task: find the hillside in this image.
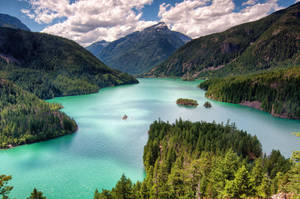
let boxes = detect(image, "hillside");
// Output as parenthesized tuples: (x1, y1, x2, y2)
(0, 13, 30, 31)
(199, 67, 300, 119)
(0, 79, 77, 148)
(144, 3, 300, 79)
(86, 40, 110, 57)
(97, 22, 191, 74)
(94, 120, 299, 199)
(0, 27, 138, 99)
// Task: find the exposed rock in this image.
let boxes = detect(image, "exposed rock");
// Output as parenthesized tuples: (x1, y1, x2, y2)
(239, 101, 263, 110)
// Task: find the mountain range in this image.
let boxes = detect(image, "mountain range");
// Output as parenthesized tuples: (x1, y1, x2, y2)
(0, 13, 30, 31)
(87, 22, 191, 74)
(144, 3, 300, 79)
(0, 27, 137, 99)
(86, 40, 110, 57)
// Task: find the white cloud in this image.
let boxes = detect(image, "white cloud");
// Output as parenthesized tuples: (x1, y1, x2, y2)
(23, 0, 285, 47)
(242, 0, 258, 6)
(159, 0, 283, 39)
(23, 0, 156, 46)
(21, 9, 35, 19)
(296, 0, 300, 3)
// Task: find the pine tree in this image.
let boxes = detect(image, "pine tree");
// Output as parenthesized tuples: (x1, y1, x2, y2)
(27, 188, 47, 199)
(256, 174, 271, 199)
(223, 165, 251, 199)
(140, 181, 149, 199)
(0, 174, 13, 199)
(113, 174, 133, 199)
(94, 189, 112, 199)
(167, 158, 186, 198)
(250, 158, 264, 195)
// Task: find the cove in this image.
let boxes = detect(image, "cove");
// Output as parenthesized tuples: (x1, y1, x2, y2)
(0, 78, 299, 199)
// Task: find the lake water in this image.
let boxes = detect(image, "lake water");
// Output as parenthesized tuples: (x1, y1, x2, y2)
(0, 78, 299, 199)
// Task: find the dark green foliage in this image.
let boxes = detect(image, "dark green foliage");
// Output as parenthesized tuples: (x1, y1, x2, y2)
(27, 188, 47, 199)
(203, 101, 212, 108)
(176, 98, 198, 107)
(199, 67, 300, 119)
(0, 79, 77, 148)
(0, 27, 138, 99)
(0, 13, 30, 31)
(0, 174, 13, 199)
(96, 120, 298, 199)
(144, 119, 262, 169)
(144, 3, 300, 78)
(265, 150, 292, 179)
(1, 121, 299, 199)
(98, 22, 191, 74)
(94, 175, 133, 199)
(94, 189, 112, 199)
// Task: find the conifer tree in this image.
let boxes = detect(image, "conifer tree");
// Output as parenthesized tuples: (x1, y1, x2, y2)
(223, 165, 251, 199)
(113, 174, 133, 199)
(0, 175, 13, 199)
(27, 188, 47, 199)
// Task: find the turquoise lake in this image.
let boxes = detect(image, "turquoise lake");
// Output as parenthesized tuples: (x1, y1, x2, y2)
(0, 78, 299, 199)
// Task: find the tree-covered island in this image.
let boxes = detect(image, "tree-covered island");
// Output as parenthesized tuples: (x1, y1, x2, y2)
(176, 98, 199, 107)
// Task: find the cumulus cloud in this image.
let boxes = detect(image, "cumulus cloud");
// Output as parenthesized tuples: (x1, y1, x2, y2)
(22, 0, 285, 47)
(158, 0, 283, 39)
(242, 0, 258, 6)
(23, 0, 156, 46)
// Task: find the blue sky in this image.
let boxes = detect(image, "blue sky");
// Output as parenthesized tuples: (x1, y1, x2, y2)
(0, 0, 298, 46)
(141, 0, 297, 21)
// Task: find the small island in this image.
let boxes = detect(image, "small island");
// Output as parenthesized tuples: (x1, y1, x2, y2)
(176, 98, 198, 107)
(204, 101, 212, 108)
(122, 114, 128, 120)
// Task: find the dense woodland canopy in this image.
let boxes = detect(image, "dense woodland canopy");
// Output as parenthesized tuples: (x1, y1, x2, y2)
(0, 79, 77, 148)
(93, 120, 299, 199)
(199, 66, 300, 119)
(0, 121, 299, 198)
(0, 27, 138, 99)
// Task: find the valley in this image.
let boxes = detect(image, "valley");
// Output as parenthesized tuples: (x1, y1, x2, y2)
(0, 79, 299, 199)
(0, 2, 299, 198)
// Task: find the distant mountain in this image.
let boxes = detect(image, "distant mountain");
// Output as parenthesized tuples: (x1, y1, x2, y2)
(0, 13, 30, 31)
(144, 2, 300, 79)
(93, 22, 191, 74)
(86, 40, 110, 57)
(0, 27, 138, 99)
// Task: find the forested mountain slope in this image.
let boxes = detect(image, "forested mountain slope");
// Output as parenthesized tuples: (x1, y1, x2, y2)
(144, 3, 300, 79)
(0, 27, 138, 99)
(0, 79, 77, 148)
(199, 67, 300, 119)
(94, 120, 299, 199)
